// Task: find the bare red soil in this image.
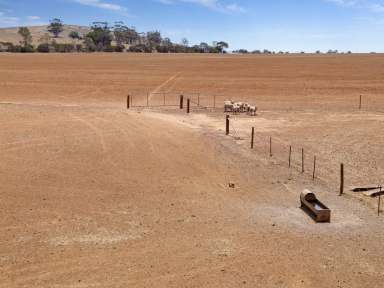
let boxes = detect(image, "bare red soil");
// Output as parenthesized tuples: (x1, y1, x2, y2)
(0, 54, 384, 287)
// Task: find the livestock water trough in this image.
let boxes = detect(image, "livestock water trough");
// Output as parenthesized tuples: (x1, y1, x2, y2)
(351, 185, 384, 198)
(300, 190, 331, 223)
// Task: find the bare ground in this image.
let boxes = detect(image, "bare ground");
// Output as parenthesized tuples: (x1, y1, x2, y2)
(0, 54, 384, 287)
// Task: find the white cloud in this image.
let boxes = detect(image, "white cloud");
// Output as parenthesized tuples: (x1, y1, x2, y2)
(0, 10, 19, 26)
(27, 16, 41, 20)
(324, 0, 360, 7)
(0, 11, 47, 27)
(0, 16, 19, 26)
(225, 3, 245, 13)
(324, 0, 384, 12)
(71, 0, 127, 12)
(157, 0, 246, 14)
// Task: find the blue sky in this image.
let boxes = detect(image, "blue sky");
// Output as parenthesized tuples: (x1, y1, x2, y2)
(1, 0, 384, 52)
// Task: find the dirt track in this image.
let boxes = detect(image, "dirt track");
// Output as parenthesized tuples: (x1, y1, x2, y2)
(1, 54, 384, 287)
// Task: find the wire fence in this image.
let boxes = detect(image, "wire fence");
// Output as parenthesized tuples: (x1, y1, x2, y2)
(128, 91, 202, 108)
(227, 116, 383, 194)
(126, 93, 384, 189)
(127, 91, 384, 114)
(212, 93, 384, 113)
(125, 90, 384, 212)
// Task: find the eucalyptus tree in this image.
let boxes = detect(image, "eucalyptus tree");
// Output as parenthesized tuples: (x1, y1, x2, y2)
(69, 31, 82, 40)
(86, 22, 113, 51)
(18, 27, 32, 47)
(48, 18, 64, 38)
(216, 41, 229, 53)
(147, 31, 162, 48)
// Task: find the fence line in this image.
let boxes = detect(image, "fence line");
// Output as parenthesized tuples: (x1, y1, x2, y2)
(126, 92, 384, 114)
(126, 92, 383, 194)
(224, 116, 384, 197)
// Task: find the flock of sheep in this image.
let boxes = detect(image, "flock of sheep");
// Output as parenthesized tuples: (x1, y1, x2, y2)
(224, 101, 257, 116)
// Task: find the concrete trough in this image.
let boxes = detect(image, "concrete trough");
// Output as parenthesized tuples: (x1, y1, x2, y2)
(300, 190, 331, 223)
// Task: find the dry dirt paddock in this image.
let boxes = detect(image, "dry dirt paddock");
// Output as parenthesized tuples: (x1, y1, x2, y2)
(0, 53, 384, 287)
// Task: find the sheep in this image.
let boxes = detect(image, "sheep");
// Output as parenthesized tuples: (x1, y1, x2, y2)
(248, 106, 257, 116)
(224, 100, 234, 112)
(232, 103, 241, 114)
(235, 102, 244, 112)
(224, 100, 257, 115)
(242, 102, 251, 113)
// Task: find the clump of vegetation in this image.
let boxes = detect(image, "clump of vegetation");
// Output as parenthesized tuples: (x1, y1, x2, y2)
(17, 27, 34, 52)
(233, 49, 249, 54)
(69, 31, 82, 40)
(84, 22, 113, 52)
(48, 18, 64, 38)
(37, 43, 50, 53)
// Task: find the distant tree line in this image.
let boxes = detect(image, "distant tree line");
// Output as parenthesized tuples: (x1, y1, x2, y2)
(0, 18, 229, 54)
(232, 49, 353, 54)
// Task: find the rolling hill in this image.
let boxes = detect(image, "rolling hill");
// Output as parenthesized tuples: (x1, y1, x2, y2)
(0, 25, 89, 46)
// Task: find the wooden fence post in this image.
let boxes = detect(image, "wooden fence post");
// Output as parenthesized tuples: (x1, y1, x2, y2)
(197, 94, 200, 107)
(163, 92, 166, 106)
(340, 163, 344, 196)
(359, 95, 362, 110)
(301, 148, 304, 173)
(226, 115, 230, 135)
(251, 127, 255, 149)
(289, 146, 292, 168)
(127, 95, 130, 109)
(147, 92, 149, 107)
(378, 195, 381, 216)
(269, 137, 272, 157)
(213, 95, 216, 109)
(180, 95, 184, 109)
(187, 98, 190, 114)
(312, 156, 316, 180)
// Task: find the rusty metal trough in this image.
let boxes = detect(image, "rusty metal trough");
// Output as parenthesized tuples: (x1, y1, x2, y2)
(351, 185, 381, 192)
(300, 190, 331, 223)
(364, 189, 384, 198)
(350, 185, 384, 198)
